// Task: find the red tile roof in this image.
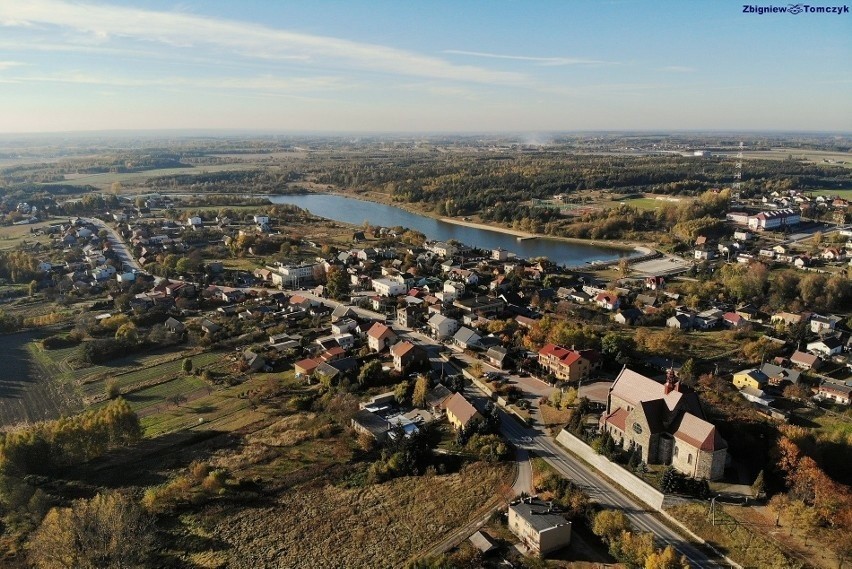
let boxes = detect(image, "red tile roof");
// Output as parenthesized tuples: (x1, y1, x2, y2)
(367, 322, 396, 340)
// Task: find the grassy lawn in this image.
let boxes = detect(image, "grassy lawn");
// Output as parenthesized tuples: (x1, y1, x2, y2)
(115, 375, 208, 413)
(0, 219, 60, 250)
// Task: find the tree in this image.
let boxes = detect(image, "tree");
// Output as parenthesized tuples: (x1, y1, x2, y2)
(592, 509, 631, 545)
(412, 375, 430, 408)
(325, 266, 350, 300)
(27, 492, 154, 569)
(114, 322, 138, 343)
(182, 358, 193, 374)
(104, 379, 120, 400)
(358, 360, 383, 387)
(679, 358, 697, 386)
(394, 380, 411, 406)
(645, 545, 690, 569)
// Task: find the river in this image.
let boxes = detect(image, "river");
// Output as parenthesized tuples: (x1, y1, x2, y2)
(267, 193, 631, 266)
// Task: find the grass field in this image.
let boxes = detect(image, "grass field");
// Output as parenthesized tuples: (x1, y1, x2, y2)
(0, 219, 60, 250)
(60, 162, 260, 188)
(81, 350, 223, 399)
(0, 331, 82, 426)
(741, 149, 852, 169)
(809, 188, 852, 199)
(206, 461, 513, 568)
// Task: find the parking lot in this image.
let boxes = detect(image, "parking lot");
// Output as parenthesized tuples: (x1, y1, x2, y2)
(630, 255, 691, 276)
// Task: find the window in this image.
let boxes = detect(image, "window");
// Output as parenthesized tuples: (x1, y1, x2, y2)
(687, 454, 692, 465)
(632, 422, 643, 435)
(673, 446, 679, 457)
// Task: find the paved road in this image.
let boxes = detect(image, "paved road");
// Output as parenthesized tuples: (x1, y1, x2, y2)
(395, 320, 726, 567)
(83, 217, 142, 273)
(463, 382, 726, 568)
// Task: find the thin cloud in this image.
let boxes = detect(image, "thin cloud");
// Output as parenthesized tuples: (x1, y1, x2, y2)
(660, 66, 696, 73)
(0, 0, 526, 85)
(13, 72, 348, 93)
(0, 61, 25, 71)
(444, 49, 616, 66)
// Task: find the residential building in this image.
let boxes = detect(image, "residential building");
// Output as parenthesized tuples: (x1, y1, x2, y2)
(740, 386, 773, 406)
(372, 278, 407, 297)
(666, 314, 693, 330)
(807, 337, 844, 357)
(164, 317, 185, 334)
(538, 344, 598, 383)
(453, 327, 482, 350)
(760, 363, 801, 387)
(810, 314, 842, 335)
(614, 308, 642, 326)
(390, 341, 426, 372)
(594, 292, 620, 311)
(600, 368, 727, 480)
(816, 382, 852, 405)
(445, 393, 481, 431)
(428, 314, 459, 339)
(508, 497, 572, 556)
(271, 263, 320, 288)
(351, 410, 391, 442)
(366, 322, 398, 352)
(790, 350, 821, 370)
(424, 384, 453, 414)
(732, 369, 769, 391)
(486, 346, 509, 369)
(743, 209, 801, 231)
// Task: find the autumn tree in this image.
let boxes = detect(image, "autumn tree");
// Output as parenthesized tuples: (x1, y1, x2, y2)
(27, 492, 154, 569)
(325, 266, 350, 300)
(645, 545, 690, 569)
(412, 375, 430, 408)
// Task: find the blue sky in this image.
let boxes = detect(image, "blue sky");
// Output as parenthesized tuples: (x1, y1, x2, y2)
(0, 0, 849, 133)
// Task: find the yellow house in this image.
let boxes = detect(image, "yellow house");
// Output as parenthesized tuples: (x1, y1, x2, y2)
(733, 369, 768, 391)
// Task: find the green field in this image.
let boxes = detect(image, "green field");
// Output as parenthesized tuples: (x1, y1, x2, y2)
(81, 351, 223, 399)
(809, 188, 852, 199)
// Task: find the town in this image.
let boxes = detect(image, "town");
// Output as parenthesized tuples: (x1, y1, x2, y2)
(0, 132, 850, 568)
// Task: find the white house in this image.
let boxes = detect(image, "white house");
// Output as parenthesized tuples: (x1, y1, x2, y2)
(428, 314, 459, 339)
(807, 337, 844, 357)
(253, 214, 270, 225)
(811, 314, 842, 335)
(372, 278, 407, 297)
(187, 216, 203, 228)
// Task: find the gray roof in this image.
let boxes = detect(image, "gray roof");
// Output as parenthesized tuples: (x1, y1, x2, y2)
(425, 384, 453, 408)
(453, 326, 481, 345)
(468, 530, 496, 553)
(352, 410, 391, 436)
(509, 498, 570, 533)
(760, 363, 801, 384)
(486, 346, 508, 361)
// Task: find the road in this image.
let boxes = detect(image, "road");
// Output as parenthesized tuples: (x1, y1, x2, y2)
(83, 217, 142, 273)
(394, 323, 726, 567)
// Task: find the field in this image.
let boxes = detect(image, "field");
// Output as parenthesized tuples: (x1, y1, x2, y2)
(0, 331, 82, 426)
(0, 219, 61, 250)
(60, 162, 260, 188)
(205, 461, 513, 568)
(741, 149, 852, 169)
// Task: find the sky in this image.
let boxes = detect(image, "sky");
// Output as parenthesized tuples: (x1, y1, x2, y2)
(0, 0, 849, 134)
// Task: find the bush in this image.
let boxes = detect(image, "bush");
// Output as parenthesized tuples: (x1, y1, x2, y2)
(41, 334, 80, 350)
(104, 378, 120, 399)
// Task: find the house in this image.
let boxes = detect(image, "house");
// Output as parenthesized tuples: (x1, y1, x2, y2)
(424, 384, 453, 414)
(486, 346, 509, 369)
(760, 363, 801, 387)
(772, 311, 805, 327)
(444, 393, 481, 431)
(739, 386, 773, 406)
(468, 530, 497, 555)
(366, 322, 398, 352)
(594, 292, 620, 311)
(187, 216, 203, 228)
(351, 410, 391, 442)
(732, 369, 769, 391)
(164, 317, 185, 334)
(372, 278, 407, 297)
(538, 344, 598, 383)
(253, 214, 270, 225)
(390, 341, 427, 373)
(569, 289, 592, 304)
(453, 327, 482, 350)
(599, 368, 727, 480)
(614, 308, 642, 326)
(815, 382, 852, 405)
(810, 314, 842, 335)
(822, 248, 846, 262)
(294, 358, 320, 380)
(428, 314, 459, 339)
(723, 312, 746, 329)
(746, 208, 801, 231)
(790, 350, 821, 370)
(508, 497, 572, 556)
(243, 350, 266, 372)
(199, 319, 221, 335)
(666, 314, 693, 331)
(807, 337, 844, 357)
(695, 309, 723, 330)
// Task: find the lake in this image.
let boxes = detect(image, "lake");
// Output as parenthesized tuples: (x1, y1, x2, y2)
(267, 193, 631, 266)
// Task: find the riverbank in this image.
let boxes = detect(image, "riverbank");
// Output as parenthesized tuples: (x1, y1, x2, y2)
(324, 189, 652, 256)
(437, 217, 651, 256)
